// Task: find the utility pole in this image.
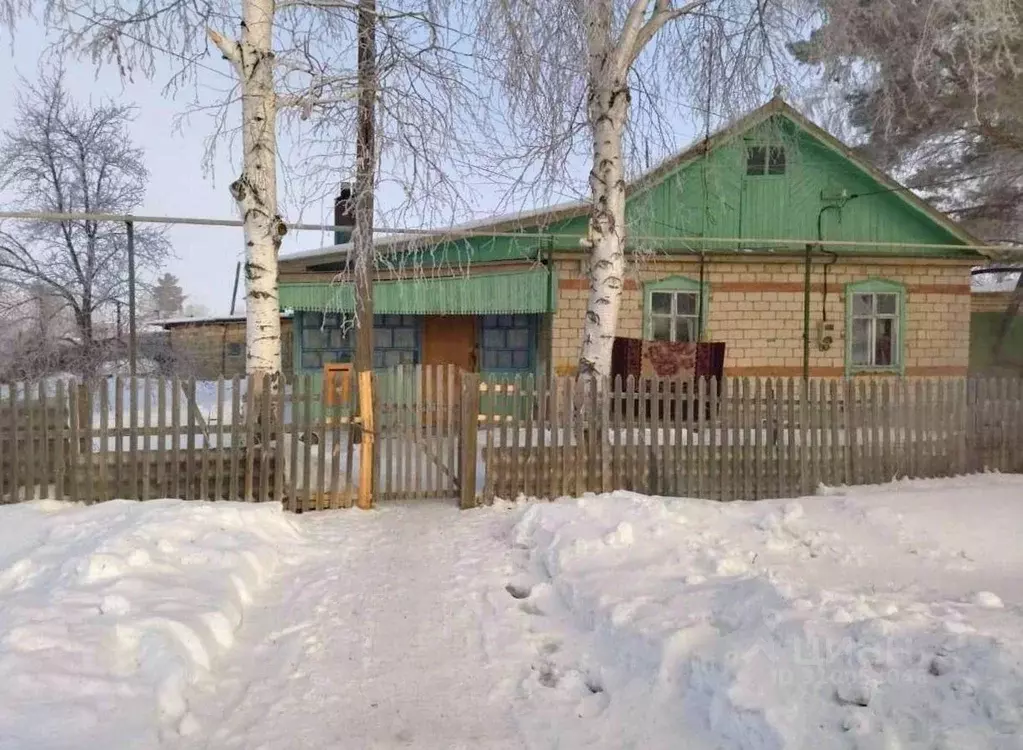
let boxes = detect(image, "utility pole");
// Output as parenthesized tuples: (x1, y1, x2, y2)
(229, 260, 242, 316)
(353, 0, 377, 509)
(127, 220, 137, 378)
(353, 0, 376, 374)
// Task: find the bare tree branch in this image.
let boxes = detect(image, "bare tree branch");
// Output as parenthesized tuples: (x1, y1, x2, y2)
(469, 0, 799, 375)
(0, 70, 170, 378)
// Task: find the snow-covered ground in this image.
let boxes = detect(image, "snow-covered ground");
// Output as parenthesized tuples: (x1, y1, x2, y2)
(0, 500, 302, 748)
(504, 476, 1023, 749)
(2, 476, 1022, 749)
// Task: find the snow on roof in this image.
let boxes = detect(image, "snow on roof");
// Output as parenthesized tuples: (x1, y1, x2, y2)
(281, 198, 588, 263)
(971, 273, 1021, 293)
(151, 312, 292, 328)
(283, 97, 983, 267)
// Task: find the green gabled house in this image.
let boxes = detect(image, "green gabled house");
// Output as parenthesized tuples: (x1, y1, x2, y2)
(278, 96, 986, 396)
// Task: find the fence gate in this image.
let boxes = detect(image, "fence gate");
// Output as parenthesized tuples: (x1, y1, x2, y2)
(373, 364, 463, 501)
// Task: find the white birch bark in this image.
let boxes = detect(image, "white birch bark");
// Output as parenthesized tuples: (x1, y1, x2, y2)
(578, 0, 710, 378)
(209, 0, 285, 391)
(579, 77, 629, 378)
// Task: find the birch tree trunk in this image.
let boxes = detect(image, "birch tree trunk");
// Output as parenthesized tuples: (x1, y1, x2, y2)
(210, 0, 285, 396)
(577, 0, 695, 378)
(578, 79, 630, 377)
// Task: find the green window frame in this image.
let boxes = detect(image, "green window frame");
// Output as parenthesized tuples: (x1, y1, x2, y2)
(643, 276, 710, 342)
(845, 278, 906, 376)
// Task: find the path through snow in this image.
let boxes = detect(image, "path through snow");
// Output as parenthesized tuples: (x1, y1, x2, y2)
(179, 503, 530, 749)
(9, 477, 1022, 749)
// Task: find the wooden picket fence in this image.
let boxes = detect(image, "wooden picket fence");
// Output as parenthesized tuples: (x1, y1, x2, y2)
(0, 367, 464, 511)
(2, 369, 1022, 511)
(461, 374, 1023, 507)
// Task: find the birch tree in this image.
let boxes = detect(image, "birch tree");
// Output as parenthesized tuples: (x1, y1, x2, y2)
(4, 0, 478, 395)
(472, 0, 796, 377)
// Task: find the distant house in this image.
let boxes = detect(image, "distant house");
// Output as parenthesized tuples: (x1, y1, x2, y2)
(278, 97, 987, 396)
(151, 314, 294, 380)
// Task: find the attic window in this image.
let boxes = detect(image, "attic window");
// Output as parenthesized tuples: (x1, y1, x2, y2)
(746, 145, 786, 176)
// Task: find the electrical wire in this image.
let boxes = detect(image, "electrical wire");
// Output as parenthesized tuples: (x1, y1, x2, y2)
(61, 7, 237, 82)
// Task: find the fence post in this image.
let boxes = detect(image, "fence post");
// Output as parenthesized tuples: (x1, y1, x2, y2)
(99, 379, 111, 502)
(55, 380, 66, 501)
(357, 369, 375, 510)
(113, 375, 123, 500)
(288, 377, 301, 511)
(459, 372, 480, 509)
(0, 383, 7, 500)
(142, 378, 152, 502)
(260, 374, 273, 502)
(328, 373, 343, 508)
(244, 376, 257, 502)
(229, 375, 242, 501)
(302, 374, 314, 511)
(37, 381, 48, 500)
(215, 377, 225, 501)
(358, 368, 378, 509)
(67, 382, 80, 502)
(186, 378, 196, 502)
(524, 374, 537, 499)
(130, 375, 139, 500)
(10, 383, 22, 501)
(26, 382, 38, 500)
(82, 380, 94, 504)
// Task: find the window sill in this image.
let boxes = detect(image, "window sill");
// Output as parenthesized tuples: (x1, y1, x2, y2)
(848, 367, 902, 377)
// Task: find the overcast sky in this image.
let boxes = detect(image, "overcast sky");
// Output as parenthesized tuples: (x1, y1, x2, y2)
(0, 17, 707, 316)
(0, 20, 373, 315)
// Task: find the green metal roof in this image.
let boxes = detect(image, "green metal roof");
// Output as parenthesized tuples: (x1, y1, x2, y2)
(279, 268, 554, 314)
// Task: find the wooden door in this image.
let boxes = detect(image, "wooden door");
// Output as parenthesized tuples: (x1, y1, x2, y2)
(421, 316, 476, 431)
(422, 315, 477, 371)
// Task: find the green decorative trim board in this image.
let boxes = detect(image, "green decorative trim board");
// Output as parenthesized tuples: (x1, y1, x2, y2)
(280, 269, 553, 315)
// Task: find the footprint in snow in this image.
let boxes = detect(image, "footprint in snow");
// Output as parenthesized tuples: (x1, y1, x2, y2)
(505, 582, 532, 600)
(535, 661, 558, 688)
(539, 639, 560, 655)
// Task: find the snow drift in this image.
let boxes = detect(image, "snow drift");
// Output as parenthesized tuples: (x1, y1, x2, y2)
(508, 476, 1023, 749)
(0, 499, 301, 748)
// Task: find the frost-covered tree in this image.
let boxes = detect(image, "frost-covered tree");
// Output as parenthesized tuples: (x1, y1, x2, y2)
(794, 0, 1023, 248)
(2, 0, 478, 397)
(471, 0, 797, 377)
(151, 273, 185, 318)
(0, 72, 168, 379)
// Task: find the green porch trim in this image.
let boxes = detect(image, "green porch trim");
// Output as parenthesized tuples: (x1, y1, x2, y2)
(643, 275, 711, 340)
(844, 278, 907, 377)
(279, 269, 554, 315)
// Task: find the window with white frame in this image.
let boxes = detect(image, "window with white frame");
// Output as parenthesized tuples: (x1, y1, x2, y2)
(649, 290, 700, 343)
(746, 145, 786, 176)
(849, 291, 900, 368)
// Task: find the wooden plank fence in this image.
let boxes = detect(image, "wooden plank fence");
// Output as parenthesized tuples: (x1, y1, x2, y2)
(1, 371, 1022, 511)
(462, 374, 1023, 508)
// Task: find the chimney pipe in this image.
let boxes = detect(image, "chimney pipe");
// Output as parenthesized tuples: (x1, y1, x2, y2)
(334, 183, 355, 246)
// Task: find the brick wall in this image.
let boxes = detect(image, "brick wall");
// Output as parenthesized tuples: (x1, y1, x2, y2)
(972, 292, 1015, 314)
(551, 256, 974, 377)
(165, 319, 294, 380)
